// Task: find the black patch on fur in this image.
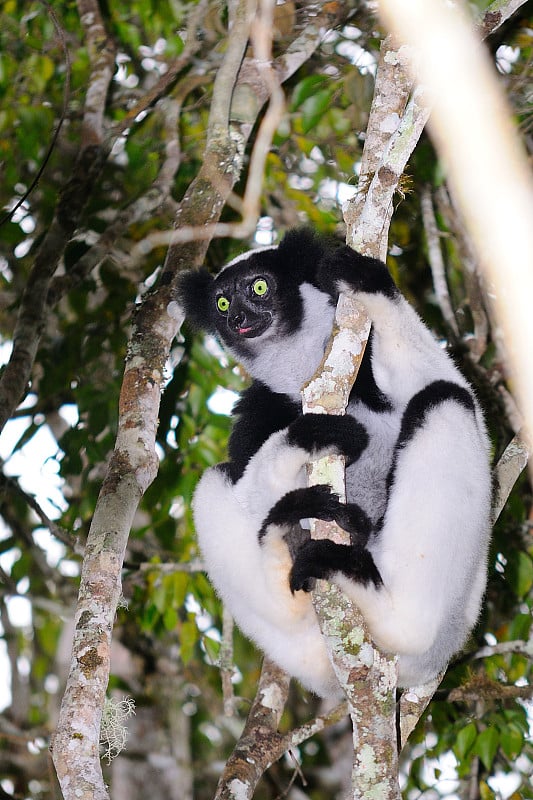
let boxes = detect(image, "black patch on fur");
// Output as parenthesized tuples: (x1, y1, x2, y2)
(259, 485, 376, 593)
(225, 381, 300, 482)
(349, 328, 393, 413)
(290, 538, 383, 593)
(287, 413, 368, 464)
(259, 485, 372, 545)
(176, 268, 216, 332)
(317, 243, 398, 299)
(284, 524, 311, 563)
(386, 380, 476, 494)
(397, 380, 475, 450)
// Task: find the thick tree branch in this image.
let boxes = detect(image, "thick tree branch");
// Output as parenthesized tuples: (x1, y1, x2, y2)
(341, 0, 531, 754)
(53, 0, 359, 794)
(492, 432, 530, 523)
(378, 0, 533, 453)
(214, 658, 290, 800)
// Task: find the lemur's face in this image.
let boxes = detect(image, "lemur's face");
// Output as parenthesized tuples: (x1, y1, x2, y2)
(212, 266, 277, 342)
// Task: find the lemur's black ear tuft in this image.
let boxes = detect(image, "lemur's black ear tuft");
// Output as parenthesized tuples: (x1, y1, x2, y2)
(277, 228, 331, 284)
(176, 269, 216, 332)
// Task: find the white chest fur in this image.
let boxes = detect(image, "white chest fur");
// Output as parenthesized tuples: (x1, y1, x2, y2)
(236, 283, 335, 399)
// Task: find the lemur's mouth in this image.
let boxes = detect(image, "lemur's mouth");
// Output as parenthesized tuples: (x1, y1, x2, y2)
(232, 313, 273, 338)
(236, 320, 270, 338)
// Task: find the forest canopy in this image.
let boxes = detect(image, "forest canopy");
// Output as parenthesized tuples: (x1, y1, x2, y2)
(0, 1, 531, 799)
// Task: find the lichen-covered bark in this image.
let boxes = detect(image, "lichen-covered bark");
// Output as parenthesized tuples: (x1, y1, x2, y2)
(214, 659, 290, 800)
(52, 2, 361, 797)
(301, 277, 399, 800)
(379, 0, 533, 457)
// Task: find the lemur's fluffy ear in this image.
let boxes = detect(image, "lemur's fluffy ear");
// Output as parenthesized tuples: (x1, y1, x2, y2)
(176, 269, 215, 332)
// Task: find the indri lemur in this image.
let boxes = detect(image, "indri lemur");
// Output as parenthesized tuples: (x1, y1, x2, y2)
(177, 229, 491, 698)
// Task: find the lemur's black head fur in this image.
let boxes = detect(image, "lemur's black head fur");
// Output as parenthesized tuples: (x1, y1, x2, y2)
(176, 229, 332, 350)
(176, 228, 396, 358)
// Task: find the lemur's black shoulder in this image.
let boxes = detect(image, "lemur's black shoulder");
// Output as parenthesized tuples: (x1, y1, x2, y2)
(226, 381, 300, 482)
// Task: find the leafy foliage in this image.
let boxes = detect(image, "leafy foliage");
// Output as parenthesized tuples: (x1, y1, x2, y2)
(0, 1, 531, 799)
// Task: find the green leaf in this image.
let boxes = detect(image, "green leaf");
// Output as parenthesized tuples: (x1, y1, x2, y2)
(506, 551, 533, 597)
(179, 619, 198, 665)
(479, 781, 496, 800)
(301, 89, 334, 134)
(500, 725, 523, 759)
(454, 721, 477, 760)
(203, 634, 221, 664)
(290, 75, 330, 111)
(170, 571, 189, 608)
(474, 727, 499, 771)
(163, 606, 178, 631)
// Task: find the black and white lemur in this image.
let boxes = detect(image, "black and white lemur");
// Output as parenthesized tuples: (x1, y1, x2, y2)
(177, 229, 492, 698)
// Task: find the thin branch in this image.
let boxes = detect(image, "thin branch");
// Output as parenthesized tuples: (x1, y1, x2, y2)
(421, 185, 460, 337)
(220, 607, 237, 716)
(347, 83, 431, 260)
(346, 0, 529, 262)
(129, 0, 360, 263)
(476, 0, 527, 38)
(0, 470, 75, 549)
(492, 432, 530, 523)
(434, 185, 489, 361)
(128, 2, 287, 263)
(285, 701, 349, 751)
(110, 0, 208, 138)
(345, 34, 415, 254)
(398, 673, 444, 748)
(208, 0, 257, 140)
(468, 639, 533, 661)
(447, 682, 533, 703)
(48, 84, 197, 305)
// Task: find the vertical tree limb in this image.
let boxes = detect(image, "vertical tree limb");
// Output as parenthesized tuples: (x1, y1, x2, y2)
(52, 1, 361, 794)
(378, 0, 533, 452)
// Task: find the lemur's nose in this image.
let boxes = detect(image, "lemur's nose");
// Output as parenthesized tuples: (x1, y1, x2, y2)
(230, 309, 246, 329)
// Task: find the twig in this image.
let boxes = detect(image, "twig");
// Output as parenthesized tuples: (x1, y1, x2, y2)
(468, 639, 533, 661)
(492, 432, 530, 523)
(421, 185, 460, 336)
(0, 470, 75, 549)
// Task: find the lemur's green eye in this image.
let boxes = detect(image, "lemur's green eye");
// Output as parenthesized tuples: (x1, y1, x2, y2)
(217, 296, 230, 312)
(252, 278, 268, 297)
